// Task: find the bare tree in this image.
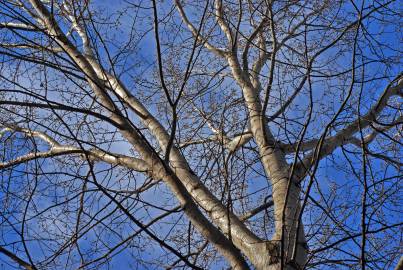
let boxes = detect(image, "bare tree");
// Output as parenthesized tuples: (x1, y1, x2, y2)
(0, 0, 401, 269)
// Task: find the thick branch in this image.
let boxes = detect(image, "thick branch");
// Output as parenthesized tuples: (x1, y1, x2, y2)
(0, 246, 35, 270)
(0, 126, 148, 172)
(175, 0, 228, 57)
(0, 22, 37, 31)
(298, 78, 402, 172)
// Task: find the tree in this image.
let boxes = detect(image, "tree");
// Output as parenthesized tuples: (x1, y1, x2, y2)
(0, 0, 401, 269)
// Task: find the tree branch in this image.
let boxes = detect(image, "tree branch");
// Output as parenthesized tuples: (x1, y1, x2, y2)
(0, 22, 37, 31)
(175, 0, 228, 57)
(0, 246, 36, 270)
(0, 125, 148, 172)
(298, 77, 402, 173)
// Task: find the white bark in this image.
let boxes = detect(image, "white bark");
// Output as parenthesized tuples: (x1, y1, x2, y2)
(26, 1, 253, 268)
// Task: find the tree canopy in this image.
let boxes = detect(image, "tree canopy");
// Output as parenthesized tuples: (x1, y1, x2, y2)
(0, 0, 402, 269)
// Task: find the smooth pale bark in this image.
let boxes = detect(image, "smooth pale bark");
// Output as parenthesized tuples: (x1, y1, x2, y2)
(174, 2, 300, 267)
(76, 24, 266, 270)
(53, 6, 272, 267)
(227, 55, 308, 269)
(176, 1, 308, 266)
(27, 1, 250, 268)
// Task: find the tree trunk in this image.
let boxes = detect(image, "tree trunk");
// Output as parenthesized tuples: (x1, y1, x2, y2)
(226, 55, 308, 269)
